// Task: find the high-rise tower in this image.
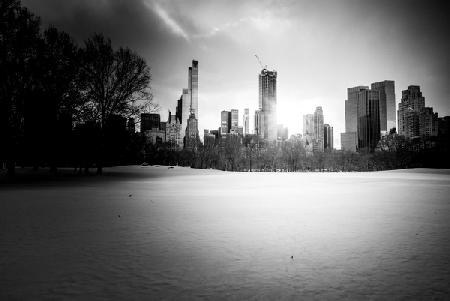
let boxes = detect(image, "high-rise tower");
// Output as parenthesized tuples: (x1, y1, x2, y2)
(189, 60, 199, 118)
(258, 69, 277, 141)
(313, 106, 324, 152)
(341, 86, 369, 151)
(398, 85, 437, 139)
(371, 80, 395, 132)
(324, 124, 334, 150)
(243, 108, 249, 135)
(357, 89, 380, 152)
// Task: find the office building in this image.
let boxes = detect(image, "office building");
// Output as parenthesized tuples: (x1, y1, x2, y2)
(166, 111, 182, 149)
(243, 108, 249, 135)
(141, 113, 160, 132)
(221, 110, 231, 135)
(324, 124, 333, 150)
(303, 114, 314, 152)
(398, 85, 438, 139)
(357, 89, 380, 151)
(371, 80, 396, 132)
(341, 86, 368, 151)
(259, 68, 277, 141)
(141, 113, 166, 145)
(185, 113, 199, 150)
(313, 106, 324, 152)
(231, 109, 239, 132)
(188, 60, 199, 119)
(419, 107, 438, 137)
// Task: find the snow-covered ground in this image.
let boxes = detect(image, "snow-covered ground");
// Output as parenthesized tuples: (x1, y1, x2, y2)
(1, 166, 449, 299)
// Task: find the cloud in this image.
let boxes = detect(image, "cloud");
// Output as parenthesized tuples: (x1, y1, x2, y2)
(146, 1, 189, 41)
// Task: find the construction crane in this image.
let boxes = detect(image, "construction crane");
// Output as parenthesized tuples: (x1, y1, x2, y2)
(254, 54, 267, 70)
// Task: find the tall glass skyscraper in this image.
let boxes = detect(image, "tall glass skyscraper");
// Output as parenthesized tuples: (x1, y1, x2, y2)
(357, 89, 380, 152)
(341, 86, 368, 152)
(371, 80, 395, 132)
(188, 60, 198, 118)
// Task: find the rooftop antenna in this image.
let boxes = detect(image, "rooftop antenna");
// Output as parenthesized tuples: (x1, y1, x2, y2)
(254, 54, 267, 70)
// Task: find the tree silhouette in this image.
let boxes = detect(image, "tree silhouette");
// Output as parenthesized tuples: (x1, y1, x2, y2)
(80, 34, 154, 174)
(0, 0, 41, 176)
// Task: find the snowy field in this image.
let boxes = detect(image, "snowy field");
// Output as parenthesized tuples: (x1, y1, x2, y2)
(1, 166, 450, 299)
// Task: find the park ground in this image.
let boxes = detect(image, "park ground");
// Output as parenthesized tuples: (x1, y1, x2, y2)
(1, 166, 450, 299)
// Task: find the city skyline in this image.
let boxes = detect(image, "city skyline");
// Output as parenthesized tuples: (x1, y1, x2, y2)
(22, 0, 450, 149)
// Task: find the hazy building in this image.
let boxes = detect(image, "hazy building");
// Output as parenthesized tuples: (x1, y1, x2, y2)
(314, 106, 324, 152)
(341, 132, 357, 152)
(204, 129, 216, 147)
(259, 68, 277, 141)
(232, 126, 244, 136)
(303, 114, 314, 152)
(324, 124, 333, 150)
(255, 109, 264, 138)
(371, 80, 396, 132)
(357, 89, 380, 152)
(303, 114, 314, 137)
(188, 60, 199, 119)
(243, 108, 249, 135)
(277, 124, 288, 141)
(231, 109, 239, 132)
(221, 110, 231, 135)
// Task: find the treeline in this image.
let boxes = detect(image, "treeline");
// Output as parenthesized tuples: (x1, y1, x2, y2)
(145, 132, 450, 172)
(0, 0, 156, 176)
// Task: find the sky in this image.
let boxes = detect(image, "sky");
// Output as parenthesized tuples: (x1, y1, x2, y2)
(23, 0, 450, 148)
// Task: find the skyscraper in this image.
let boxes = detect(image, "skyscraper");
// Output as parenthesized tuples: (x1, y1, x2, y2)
(357, 89, 380, 152)
(313, 106, 324, 152)
(259, 69, 277, 141)
(243, 108, 249, 135)
(324, 124, 333, 150)
(341, 86, 368, 151)
(176, 88, 191, 142)
(371, 80, 396, 132)
(398, 85, 425, 138)
(231, 109, 239, 128)
(303, 114, 314, 152)
(189, 60, 199, 118)
(398, 85, 438, 139)
(303, 114, 314, 137)
(221, 110, 231, 135)
(185, 113, 199, 150)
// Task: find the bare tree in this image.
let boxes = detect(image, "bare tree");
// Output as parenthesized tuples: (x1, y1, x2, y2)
(80, 34, 156, 174)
